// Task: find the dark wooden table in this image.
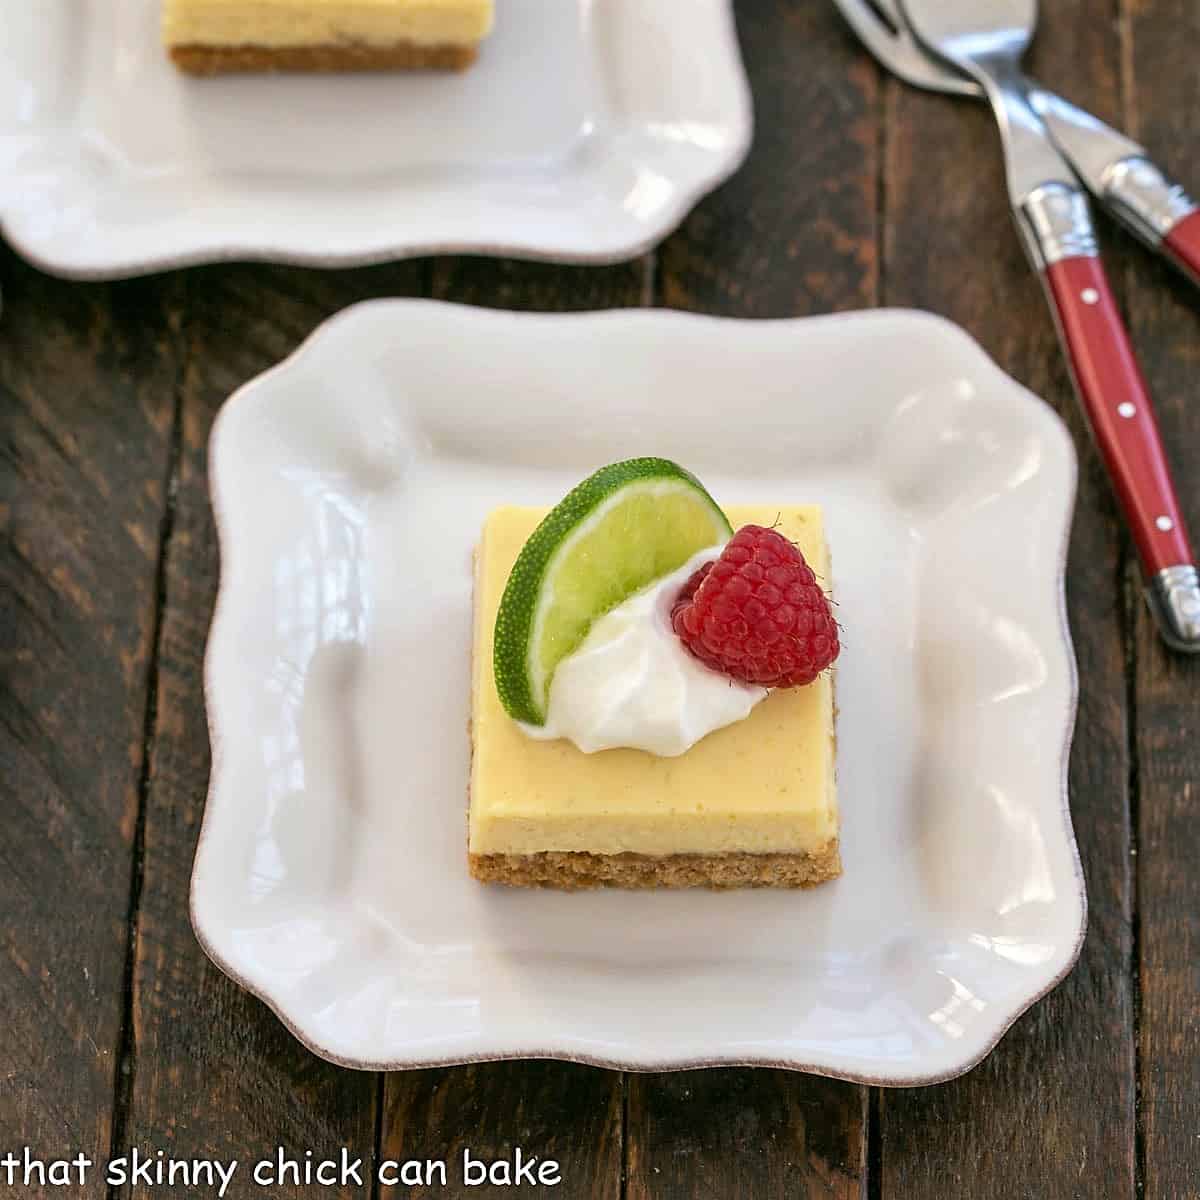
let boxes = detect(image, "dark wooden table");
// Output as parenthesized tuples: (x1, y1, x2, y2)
(3, 2, 1198, 1196)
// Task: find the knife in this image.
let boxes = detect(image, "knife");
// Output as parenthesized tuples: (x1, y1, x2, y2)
(1029, 90, 1200, 286)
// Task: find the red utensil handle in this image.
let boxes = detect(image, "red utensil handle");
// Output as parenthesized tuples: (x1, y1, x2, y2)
(1043, 255, 1193, 574)
(1163, 209, 1200, 286)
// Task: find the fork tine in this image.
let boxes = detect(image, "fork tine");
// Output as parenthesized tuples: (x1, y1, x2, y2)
(868, 0, 904, 30)
(832, 0, 980, 96)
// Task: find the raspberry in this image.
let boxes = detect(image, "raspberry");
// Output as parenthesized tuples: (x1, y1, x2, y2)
(671, 524, 839, 688)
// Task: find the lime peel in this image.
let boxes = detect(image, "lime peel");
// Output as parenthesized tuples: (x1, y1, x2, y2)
(493, 458, 731, 725)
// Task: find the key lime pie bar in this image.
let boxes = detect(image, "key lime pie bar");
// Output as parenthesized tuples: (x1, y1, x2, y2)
(469, 459, 842, 889)
(164, 0, 494, 74)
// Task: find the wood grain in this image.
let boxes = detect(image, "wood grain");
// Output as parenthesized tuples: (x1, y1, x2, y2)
(0, 244, 179, 1186)
(117, 263, 426, 1199)
(431, 257, 651, 311)
(1121, 1, 1200, 1195)
(627, 1072, 865, 1200)
(660, 0, 879, 317)
(379, 1063, 622, 1199)
(623, 2, 878, 1196)
(876, 1, 1137, 1195)
(0, 243, 180, 1190)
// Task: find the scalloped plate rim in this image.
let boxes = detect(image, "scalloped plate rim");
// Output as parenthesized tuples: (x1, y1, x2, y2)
(195, 301, 1084, 1084)
(0, 0, 752, 279)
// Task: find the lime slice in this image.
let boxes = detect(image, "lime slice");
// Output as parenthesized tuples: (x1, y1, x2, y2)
(493, 458, 732, 725)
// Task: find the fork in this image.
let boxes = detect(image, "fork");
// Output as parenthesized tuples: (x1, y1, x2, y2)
(857, 0, 1199, 650)
(835, 0, 1200, 285)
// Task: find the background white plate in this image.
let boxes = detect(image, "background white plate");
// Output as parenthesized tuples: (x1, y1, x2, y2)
(198, 302, 1083, 1084)
(0, 0, 751, 278)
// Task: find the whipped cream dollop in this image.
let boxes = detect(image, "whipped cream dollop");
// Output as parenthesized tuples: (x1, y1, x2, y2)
(520, 547, 768, 757)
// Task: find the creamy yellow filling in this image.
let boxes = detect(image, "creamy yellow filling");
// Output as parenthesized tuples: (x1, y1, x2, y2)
(163, 0, 494, 48)
(469, 505, 838, 858)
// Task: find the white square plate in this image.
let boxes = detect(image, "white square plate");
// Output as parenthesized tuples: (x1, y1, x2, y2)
(0, 0, 751, 278)
(197, 301, 1084, 1084)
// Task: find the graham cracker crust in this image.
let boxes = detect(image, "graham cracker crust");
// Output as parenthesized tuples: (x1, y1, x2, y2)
(169, 41, 478, 75)
(469, 843, 842, 890)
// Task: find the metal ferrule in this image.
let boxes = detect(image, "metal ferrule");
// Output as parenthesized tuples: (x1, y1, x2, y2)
(1102, 157, 1198, 248)
(1146, 565, 1200, 653)
(1017, 183, 1097, 270)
